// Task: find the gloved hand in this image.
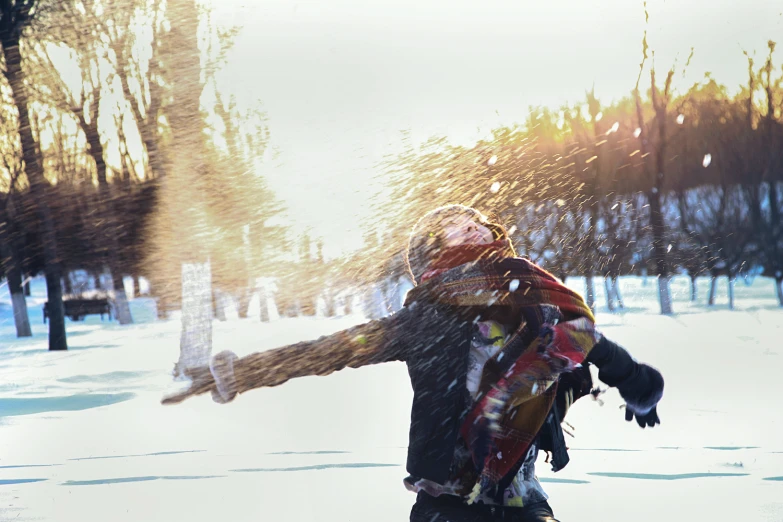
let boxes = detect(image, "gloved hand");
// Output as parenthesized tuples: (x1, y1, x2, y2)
(624, 403, 661, 428)
(555, 365, 594, 419)
(617, 363, 664, 429)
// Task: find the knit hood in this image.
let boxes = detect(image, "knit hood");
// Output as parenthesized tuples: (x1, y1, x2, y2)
(404, 204, 514, 285)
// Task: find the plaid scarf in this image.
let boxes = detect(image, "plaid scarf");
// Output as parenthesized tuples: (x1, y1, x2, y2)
(409, 241, 599, 503)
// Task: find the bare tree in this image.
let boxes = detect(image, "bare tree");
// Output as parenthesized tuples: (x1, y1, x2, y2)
(32, 34, 135, 324)
(0, 160, 31, 336)
(0, 0, 69, 349)
(158, 0, 213, 376)
(755, 42, 783, 305)
(632, 32, 675, 314)
(103, 0, 168, 179)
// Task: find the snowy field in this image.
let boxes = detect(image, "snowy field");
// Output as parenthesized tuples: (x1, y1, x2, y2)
(0, 275, 781, 522)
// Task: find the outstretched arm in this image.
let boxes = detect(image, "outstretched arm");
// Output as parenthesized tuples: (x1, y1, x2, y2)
(586, 335, 664, 428)
(162, 306, 414, 405)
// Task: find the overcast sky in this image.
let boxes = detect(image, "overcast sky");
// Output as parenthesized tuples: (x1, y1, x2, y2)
(212, 0, 782, 254)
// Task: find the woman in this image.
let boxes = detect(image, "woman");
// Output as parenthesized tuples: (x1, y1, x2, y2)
(164, 204, 664, 521)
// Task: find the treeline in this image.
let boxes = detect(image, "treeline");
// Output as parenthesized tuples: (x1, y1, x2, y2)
(2, 2, 781, 357)
(371, 41, 783, 314)
(0, 0, 298, 352)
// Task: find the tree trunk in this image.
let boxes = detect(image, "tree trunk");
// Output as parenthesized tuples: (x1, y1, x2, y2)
(604, 276, 615, 312)
(175, 261, 213, 376)
(23, 278, 30, 296)
(258, 285, 270, 322)
(323, 289, 337, 318)
(293, 298, 304, 317)
(727, 274, 735, 310)
(91, 270, 100, 290)
(213, 288, 227, 322)
(0, 228, 32, 337)
(584, 276, 596, 311)
(239, 225, 253, 320)
(156, 294, 169, 319)
(650, 193, 673, 315)
(656, 271, 674, 311)
(104, 236, 134, 324)
(116, 46, 167, 180)
(165, 0, 212, 372)
(776, 277, 783, 307)
(303, 297, 318, 317)
(11, 290, 32, 336)
(133, 274, 142, 298)
(612, 276, 625, 309)
(657, 276, 673, 316)
(584, 204, 597, 310)
(78, 104, 108, 185)
(708, 275, 718, 306)
(649, 68, 674, 315)
(142, 129, 167, 179)
(641, 267, 648, 287)
(79, 91, 133, 326)
(63, 273, 73, 296)
(2, 37, 67, 350)
(690, 275, 698, 302)
(275, 290, 294, 318)
(235, 288, 251, 319)
(44, 266, 68, 350)
(346, 292, 357, 315)
(111, 269, 133, 324)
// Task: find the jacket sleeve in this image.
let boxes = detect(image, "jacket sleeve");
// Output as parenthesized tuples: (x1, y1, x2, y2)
(162, 305, 415, 405)
(584, 335, 638, 388)
(232, 305, 413, 391)
(585, 335, 663, 405)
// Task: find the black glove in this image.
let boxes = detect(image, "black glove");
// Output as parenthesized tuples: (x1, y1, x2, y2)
(555, 365, 594, 419)
(624, 403, 660, 428)
(617, 363, 664, 429)
(625, 404, 660, 428)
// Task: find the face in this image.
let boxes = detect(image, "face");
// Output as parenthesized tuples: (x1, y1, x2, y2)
(441, 215, 495, 247)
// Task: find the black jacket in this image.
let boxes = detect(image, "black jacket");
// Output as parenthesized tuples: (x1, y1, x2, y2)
(402, 303, 645, 486)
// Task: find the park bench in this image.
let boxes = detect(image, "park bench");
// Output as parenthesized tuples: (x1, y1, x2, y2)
(43, 298, 112, 323)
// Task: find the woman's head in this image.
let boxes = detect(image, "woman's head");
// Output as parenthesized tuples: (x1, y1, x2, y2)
(404, 204, 513, 284)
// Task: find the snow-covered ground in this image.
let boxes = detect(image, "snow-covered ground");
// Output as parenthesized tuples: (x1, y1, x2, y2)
(0, 275, 781, 522)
